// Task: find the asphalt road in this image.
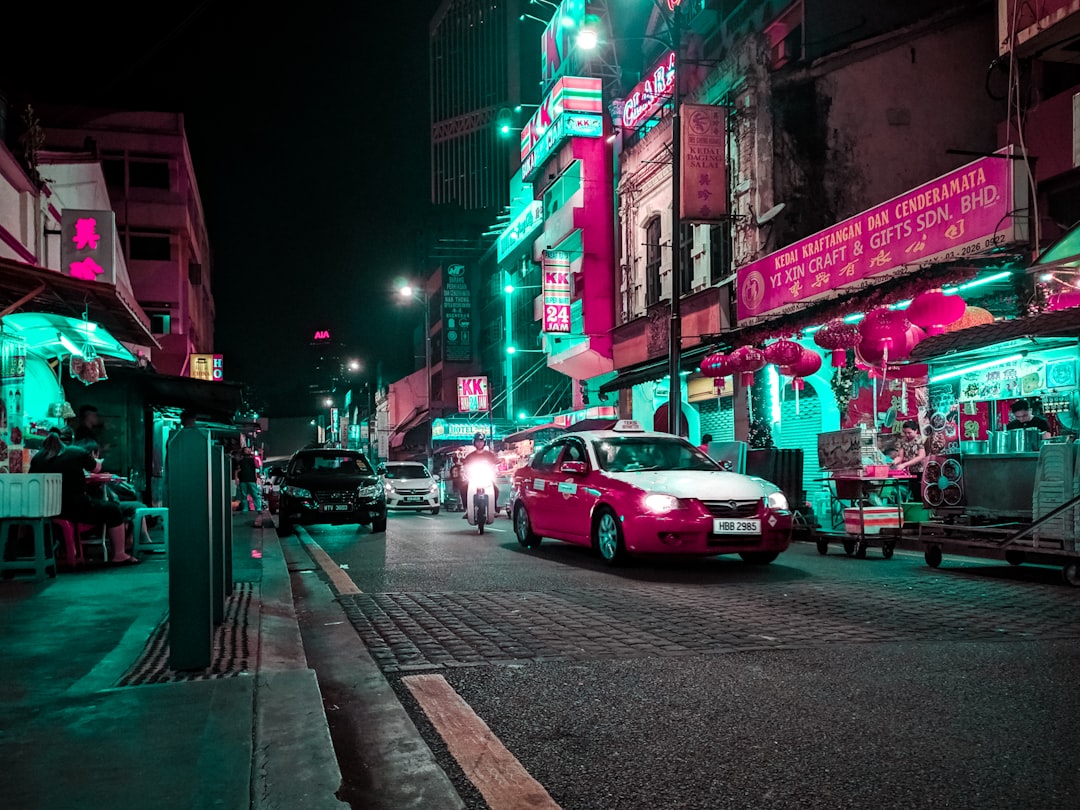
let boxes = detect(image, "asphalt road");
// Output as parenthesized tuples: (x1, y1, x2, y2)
(293, 510, 1080, 810)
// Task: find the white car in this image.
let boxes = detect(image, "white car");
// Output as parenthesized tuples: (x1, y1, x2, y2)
(379, 462, 442, 514)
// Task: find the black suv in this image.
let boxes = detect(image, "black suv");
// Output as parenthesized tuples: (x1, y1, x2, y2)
(276, 448, 387, 537)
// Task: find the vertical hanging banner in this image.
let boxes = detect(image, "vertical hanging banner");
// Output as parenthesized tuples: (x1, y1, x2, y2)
(443, 264, 472, 362)
(680, 104, 728, 223)
(61, 209, 117, 285)
(542, 251, 572, 333)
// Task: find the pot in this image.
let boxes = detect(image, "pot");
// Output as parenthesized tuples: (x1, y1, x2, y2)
(990, 429, 1042, 454)
(959, 440, 988, 455)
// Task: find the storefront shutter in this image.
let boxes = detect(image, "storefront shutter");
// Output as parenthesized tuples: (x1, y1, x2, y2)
(695, 397, 735, 442)
(775, 386, 823, 504)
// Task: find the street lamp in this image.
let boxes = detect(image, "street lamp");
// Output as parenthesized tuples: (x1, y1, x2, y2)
(502, 274, 543, 420)
(398, 282, 433, 467)
(580, 1, 686, 436)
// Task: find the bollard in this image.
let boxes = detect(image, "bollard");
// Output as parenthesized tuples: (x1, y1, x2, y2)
(210, 444, 228, 626)
(166, 427, 212, 671)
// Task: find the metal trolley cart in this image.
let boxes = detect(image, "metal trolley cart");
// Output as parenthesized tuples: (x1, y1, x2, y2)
(812, 474, 913, 559)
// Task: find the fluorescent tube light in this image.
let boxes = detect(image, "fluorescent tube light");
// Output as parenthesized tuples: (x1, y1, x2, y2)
(929, 353, 1023, 384)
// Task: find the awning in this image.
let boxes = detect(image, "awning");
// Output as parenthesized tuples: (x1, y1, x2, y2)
(598, 345, 712, 394)
(909, 307, 1080, 363)
(0, 257, 157, 348)
(389, 409, 430, 449)
(0, 311, 135, 361)
(106, 366, 245, 421)
(1033, 220, 1080, 272)
(504, 423, 564, 444)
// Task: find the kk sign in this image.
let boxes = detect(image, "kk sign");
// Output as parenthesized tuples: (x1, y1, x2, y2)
(61, 209, 116, 285)
(190, 353, 224, 382)
(457, 376, 489, 413)
(542, 251, 571, 333)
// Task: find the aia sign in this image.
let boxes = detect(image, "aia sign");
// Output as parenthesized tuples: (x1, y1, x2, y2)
(313, 330, 331, 341)
(457, 376, 490, 413)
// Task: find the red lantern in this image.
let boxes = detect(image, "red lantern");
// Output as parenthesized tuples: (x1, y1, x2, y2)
(764, 339, 803, 368)
(786, 348, 822, 390)
(730, 345, 765, 387)
(905, 289, 966, 335)
(858, 310, 918, 365)
(813, 319, 861, 367)
(700, 353, 733, 378)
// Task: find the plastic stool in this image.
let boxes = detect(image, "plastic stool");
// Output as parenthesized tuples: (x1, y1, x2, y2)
(0, 517, 57, 581)
(51, 520, 100, 567)
(132, 507, 169, 557)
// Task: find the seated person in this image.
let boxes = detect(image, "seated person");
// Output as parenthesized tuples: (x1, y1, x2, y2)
(34, 437, 139, 565)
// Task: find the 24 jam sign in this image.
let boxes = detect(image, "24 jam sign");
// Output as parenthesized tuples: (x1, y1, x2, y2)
(457, 376, 490, 413)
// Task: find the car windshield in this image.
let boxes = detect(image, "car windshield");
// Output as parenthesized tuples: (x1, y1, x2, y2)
(383, 465, 430, 480)
(289, 453, 373, 476)
(592, 436, 719, 473)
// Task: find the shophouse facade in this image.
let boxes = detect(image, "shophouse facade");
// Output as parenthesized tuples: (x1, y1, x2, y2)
(41, 110, 215, 377)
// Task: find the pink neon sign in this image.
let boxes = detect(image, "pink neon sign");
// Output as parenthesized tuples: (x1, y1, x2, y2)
(542, 252, 572, 333)
(61, 209, 115, 285)
(736, 151, 1023, 323)
(621, 51, 675, 131)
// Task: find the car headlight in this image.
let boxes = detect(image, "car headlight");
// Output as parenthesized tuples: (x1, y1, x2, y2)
(282, 485, 312, 499)
(766, 491, 789, 511)
(643, 493, 682, 513)
(358, 484, 382, 498)
(384, 482, 396, 493)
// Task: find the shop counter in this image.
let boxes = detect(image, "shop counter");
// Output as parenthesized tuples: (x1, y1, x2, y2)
(961, 452, 1038, 520)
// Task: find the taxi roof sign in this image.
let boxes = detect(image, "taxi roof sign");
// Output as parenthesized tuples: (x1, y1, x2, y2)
(612, 420, 645, 432)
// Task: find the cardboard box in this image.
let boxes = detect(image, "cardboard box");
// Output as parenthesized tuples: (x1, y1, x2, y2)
(844, 506, 903, 535)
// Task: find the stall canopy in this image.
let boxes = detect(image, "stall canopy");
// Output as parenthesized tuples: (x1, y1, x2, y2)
(107, 366, 244, 421)
(0, 311, 135, 361)
(598, 345, 712, 394)
(1033, 221, 1080, 274)
(910, 307, 1080, 364)
(0, 257, 157, 349)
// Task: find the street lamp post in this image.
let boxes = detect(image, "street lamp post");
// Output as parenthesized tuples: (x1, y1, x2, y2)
(399, 284, 433, 468)
(664, 1, 684, 437)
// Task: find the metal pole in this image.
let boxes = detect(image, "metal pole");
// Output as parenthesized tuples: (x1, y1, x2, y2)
(666, 4, 684, 436)
(504, 272, 514, 420)
(425, 292, 433, 469)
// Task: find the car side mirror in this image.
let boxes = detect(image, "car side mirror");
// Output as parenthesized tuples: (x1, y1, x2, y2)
(560, 461, 588, 475)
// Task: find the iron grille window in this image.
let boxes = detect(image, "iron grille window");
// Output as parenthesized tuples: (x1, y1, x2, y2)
(645, 216, 662, 306)
(710, 221, 732, 285)
(680, 223, 694, 294)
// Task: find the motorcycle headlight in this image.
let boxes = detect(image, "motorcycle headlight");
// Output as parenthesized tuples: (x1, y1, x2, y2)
(643, 493, 682, 513)
(766, 491, 789, 511)
(282, 485, 312, 499)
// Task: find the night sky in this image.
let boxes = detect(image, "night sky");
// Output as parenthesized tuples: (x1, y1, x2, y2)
(1, 1, 446, 413)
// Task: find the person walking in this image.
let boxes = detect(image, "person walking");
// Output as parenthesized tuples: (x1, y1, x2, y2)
(234, 446, 263, 527)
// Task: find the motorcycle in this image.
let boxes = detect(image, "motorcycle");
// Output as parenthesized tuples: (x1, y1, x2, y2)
(464, 460, 496, 534)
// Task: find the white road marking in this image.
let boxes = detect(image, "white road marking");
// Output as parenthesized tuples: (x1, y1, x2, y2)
(295, 527, 362, 595)
(402, 674, 562, 810)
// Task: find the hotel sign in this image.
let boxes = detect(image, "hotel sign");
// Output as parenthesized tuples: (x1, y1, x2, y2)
(736, 148, 1028, 323)
(621, 51, 675, 131)
(190, 353, 224, 382)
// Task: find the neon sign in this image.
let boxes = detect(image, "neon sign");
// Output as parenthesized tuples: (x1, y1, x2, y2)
(520, 76, 603, 161)
(542, 251, 572, 333)
(313, 330, 331, 340)
(540, 0, 586, 90)
(621, 51, 675, 131)
(457, 376, 490, 412)
(61, 209, 116, 285)
(496, 200, 544, 262)
(190, 353, 224, 382)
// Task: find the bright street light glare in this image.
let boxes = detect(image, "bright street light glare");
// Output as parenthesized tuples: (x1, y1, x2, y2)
(324, 398, 333, 407)
(504, 284, 515, 294)
(506, 346, 517, 354)
(399, 285, 413, 297)
(577, 27, 598, 49)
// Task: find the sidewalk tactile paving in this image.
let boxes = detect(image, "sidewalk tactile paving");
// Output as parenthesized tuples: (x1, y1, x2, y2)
(115, 582, 256, 687)
(337, 576, 1080, 673)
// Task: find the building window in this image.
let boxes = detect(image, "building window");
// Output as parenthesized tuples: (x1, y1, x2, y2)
(128, 160, 170, 190)
(102, 159, 125, 187)
(710, 221, 732, 285)
(147, 312, 171, 336)
(644, 216, 662, 306)
(679, 223, 694, 294)
(128, 233, 172, 261)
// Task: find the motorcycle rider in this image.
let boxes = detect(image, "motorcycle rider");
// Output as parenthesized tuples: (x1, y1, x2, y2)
(462, 432, 500, 519)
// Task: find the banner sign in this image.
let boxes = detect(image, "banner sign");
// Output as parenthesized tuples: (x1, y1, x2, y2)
(443, 264, 472, 362)
(540, 0, 586, 90)
(522, 112, 603, 182)
(542, 251, 572, 333)
(61, 209, 116, 285)
(622, 51, 675, 131)
(457, 376, 490, 412)
(737, 149, 1025, 323)
(432, 419, 494, 440)
(0, 334, 27, 473)
(496, 200, 544, 262)
(680, 104, 728, 224)
(190, 353, 224, 382)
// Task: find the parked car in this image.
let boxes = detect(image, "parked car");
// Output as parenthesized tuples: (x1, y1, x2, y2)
(510, 420, 793, 565)
(379, 461, 441, 514)
(260, 458, 289, 514)
(276, 448, 386, 537)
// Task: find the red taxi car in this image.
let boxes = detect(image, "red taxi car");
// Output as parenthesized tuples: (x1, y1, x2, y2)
(511, 421, 793, 565)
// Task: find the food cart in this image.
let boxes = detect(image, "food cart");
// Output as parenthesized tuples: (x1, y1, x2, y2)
(907, 309, 1080, 585)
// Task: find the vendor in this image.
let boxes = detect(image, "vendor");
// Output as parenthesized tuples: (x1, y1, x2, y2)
(891, 420, 927, 476)
(1005, 399, 1051, 439)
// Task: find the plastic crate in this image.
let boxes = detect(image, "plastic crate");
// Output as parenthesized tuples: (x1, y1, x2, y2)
(0, 474, 63, 518)
(844, 506, 903, 535)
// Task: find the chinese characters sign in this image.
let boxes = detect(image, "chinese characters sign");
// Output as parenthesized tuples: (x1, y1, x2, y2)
(542, 251, 572, 333)
(680, 104, 728, 223)
(622, 51, 674, 131)
(443, 264, 472, 362)
(61, 209, 116, 285)
(737, 150, 1024, 323)
(457, 376, 489, 412)
(190, 353, 224, 382)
